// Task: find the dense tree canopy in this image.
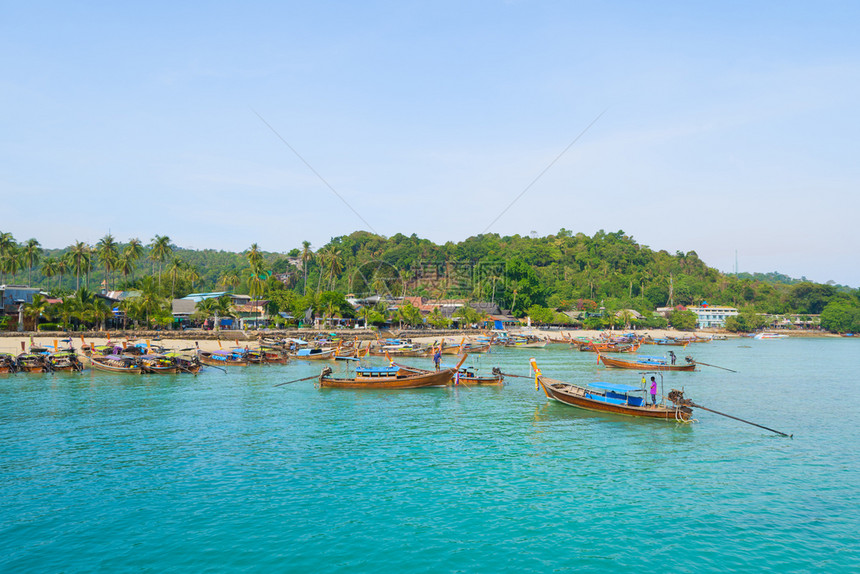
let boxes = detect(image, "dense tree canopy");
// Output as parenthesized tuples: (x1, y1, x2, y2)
(4, 228, 859, 333)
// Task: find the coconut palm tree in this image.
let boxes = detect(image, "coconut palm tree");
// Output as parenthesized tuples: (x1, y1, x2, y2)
(55, 297, 75, 331)
(315, 246, 330, 294)
(24, 293, 54, 329)
(96, 234, 118, 291)
(324, 299, 341, 327)
(194, 295, 235, 332)
(167, 257, 186, 299)
(1, 244, 21, 284)
(87, 296, 113, 331)
(148, 235, 172, 285)
(185, 266, 200, 290)
(117, 250, 135, 287)
(54, 256, 69, 293)
(218, 271, 240, 292)
(246, 243, 264, 270)
(246, 264, 269, 325)
(120, 297, 144, 330)
(22, 238, 41, 287)
(0, 231, 15, 284)
(300, 240, 313, 295)
(68, 241, 91, 291)
(41, 256, 57, 291)
(328, 248, 343, 291)
(125, 238, 144, 281)
(70, 287, 96, 328)
(128, 276, 168, 327)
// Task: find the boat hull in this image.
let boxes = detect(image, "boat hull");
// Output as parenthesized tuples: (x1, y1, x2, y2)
(91, 357, 143, 374)
(539, 378, 692, 421)
(600, 355, 696, 371)
(292, 349, 337, 360)
(320, 367, 454, 389)
(197, 352, 249, 367)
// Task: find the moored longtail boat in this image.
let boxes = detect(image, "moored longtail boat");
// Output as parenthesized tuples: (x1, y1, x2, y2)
(164, 352, 203, 374)
(197, 350, 250, 367)
(319, 355, 469, 389)
(599, 354, 696, 371)
(530, 358, 694, 421)
(641, 337, 690, 347)
(0, 353, 19, 374)
(293, 348, 337, 360)
(16, 353, 48, 373)
(47, 351, 85, 372)
(260, 346, 289, 364)
(394, 361, 505, 386)
(90, 354, 144, 374)
(139, 354, 179, 374)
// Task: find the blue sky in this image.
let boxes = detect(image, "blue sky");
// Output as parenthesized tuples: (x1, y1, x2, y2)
(2, 1, 859, 286)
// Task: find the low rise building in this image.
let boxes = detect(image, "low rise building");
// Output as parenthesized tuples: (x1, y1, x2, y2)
(687, 306, 738, 329)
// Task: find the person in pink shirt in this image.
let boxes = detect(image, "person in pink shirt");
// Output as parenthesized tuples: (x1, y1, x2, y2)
(650, 376, 658, 407)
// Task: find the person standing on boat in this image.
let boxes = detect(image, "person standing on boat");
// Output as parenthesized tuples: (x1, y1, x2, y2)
(650, 376, 658, 407)
(433, 347, 442, 371)
(668, 350, 676, 365)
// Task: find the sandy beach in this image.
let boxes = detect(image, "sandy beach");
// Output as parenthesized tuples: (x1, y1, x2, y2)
(0, 327, 739, 356)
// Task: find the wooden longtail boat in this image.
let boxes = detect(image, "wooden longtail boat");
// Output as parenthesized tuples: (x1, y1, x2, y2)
(504, 337, 547, 349)
(579, 341, 640, 353)
(0, 353, 19, 374)
(91, 355, 143, 374)
(197, 350, 249, 367)
(599, 354, 696, 371)
(229, 348, 263, 364)
(530, 358, 693, 421)
(139, 354, 179, 374)
(17, 353, 47, 373)
(440, 342, 492, 355)
(260, 347, 289, 364)
(47, 351, 84, 372)
(394, 362, 505, 386)
(319, 355, 469, 389)
(641, 338, 690, 347)
(293, 348, 337, 360)
(164, 353, 203, 374)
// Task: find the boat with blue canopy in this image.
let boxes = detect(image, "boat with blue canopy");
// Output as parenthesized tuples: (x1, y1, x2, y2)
(599, 353, 696, 371)
(530, 358, 693, 421)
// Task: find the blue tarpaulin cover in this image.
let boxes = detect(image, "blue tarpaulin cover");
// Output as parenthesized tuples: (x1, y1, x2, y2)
(587, 381, 642, 393)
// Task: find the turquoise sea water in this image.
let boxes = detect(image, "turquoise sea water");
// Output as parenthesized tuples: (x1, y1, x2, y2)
(2, 338, 859, 573)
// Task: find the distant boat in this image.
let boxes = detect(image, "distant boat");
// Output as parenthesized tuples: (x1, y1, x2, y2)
(599, 354, 696, 371)
(394, 362, 505, 386)
(16, 353, 47, 373)
(753, 333, 789, 340)
(0, 353, 19, 374)
(197, 350, 249, 367)
(139, 354, 180, 374)
(91, 354, 143, 374)
(47, 351, 84, 372)
(293, 348, 337, 360)
(319, 355, 469, 389)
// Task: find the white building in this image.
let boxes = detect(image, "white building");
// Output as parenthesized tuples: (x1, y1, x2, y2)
(687, 306, 738, 329)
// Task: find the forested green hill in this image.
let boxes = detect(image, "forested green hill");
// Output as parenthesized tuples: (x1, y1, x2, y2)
(2, 229, 858, 332)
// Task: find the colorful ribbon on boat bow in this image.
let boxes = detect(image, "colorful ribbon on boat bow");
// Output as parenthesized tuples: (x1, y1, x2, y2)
(529, 358, 541, 391)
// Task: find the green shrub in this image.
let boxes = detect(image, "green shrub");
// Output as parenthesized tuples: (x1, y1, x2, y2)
(37, 323, 61, 331)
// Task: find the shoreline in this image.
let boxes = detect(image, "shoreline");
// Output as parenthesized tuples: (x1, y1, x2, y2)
(0, 327, 838, 354)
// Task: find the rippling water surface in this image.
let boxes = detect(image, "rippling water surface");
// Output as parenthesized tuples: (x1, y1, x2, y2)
(2, 338, 859, 572)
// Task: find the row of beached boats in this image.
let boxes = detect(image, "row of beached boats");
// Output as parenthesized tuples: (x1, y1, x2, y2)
(1, 348, 86, 373)
(4, 333, 785, 434)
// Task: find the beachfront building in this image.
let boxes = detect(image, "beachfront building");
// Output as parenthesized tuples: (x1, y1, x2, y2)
(1, 285, 42, 330)
(687, 305, 738, 329)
